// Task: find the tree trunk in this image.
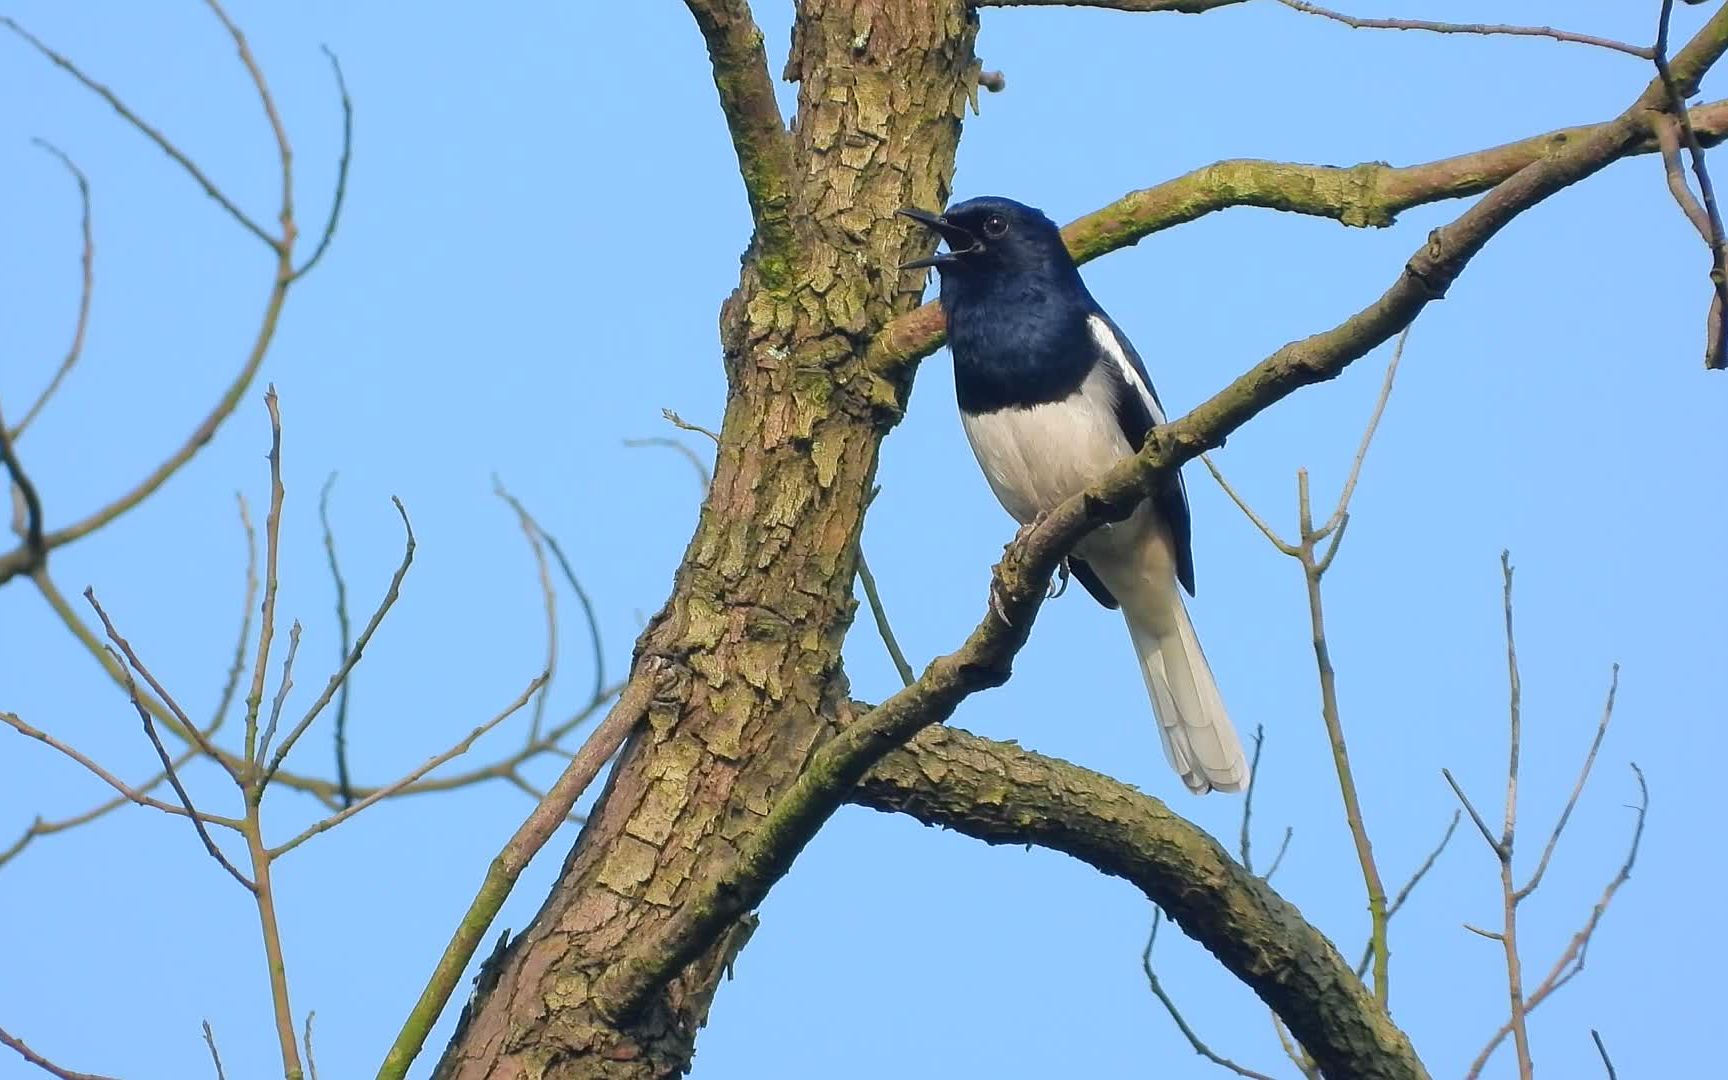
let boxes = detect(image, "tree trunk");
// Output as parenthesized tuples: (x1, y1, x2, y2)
(434, 3, 979, 1075)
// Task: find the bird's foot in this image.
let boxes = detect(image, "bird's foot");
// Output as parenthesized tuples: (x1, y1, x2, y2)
(1048, 560, 1070, 599)
(989, 577, 1015, 628)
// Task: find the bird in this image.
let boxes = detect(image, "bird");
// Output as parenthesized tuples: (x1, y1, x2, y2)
(899, 195, 1248, 794)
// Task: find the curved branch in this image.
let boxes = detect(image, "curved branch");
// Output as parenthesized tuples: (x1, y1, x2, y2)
(683, 0, 797, 269)
(867, 98, 1728, 376)
(588, 4, 1728, 1027)
(853, 724, 1424, 1080)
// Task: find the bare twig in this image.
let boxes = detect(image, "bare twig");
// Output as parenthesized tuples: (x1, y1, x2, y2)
(1592, 1029, 1617, 1080)
(85, 589, 236, 780)
(1442, 767, 1501, 854)
(1198, 456, 1295, 555)
(1262, 827, 1294, 883)
(201, 1021, 228, 1080)
(257, 622, 303, 766)
(289, 46, 352, 282)
(265, 498, 416, 785)
(1519, 667, 1619, 900)
(270, 672, 548, 857)
(624, 436, 714, 492)
(303, 1012, 320, 1080)
(1273, 0, 1652, 59)
(857, 548, 916, 687)
(0, 1025, 119, 1080)
(1317, 326, 1407, 539)
(495, 482, 560, 745)
(112, 655, 256, 892)
(379, 663, 661, 1080)
(1141, 916, 1278, 1080)
(11, 140, 93, 440)
(1357, 811, 1459, 976)
(0, 712, 243, 831)
(1493, 552, 1534, 1079)
(318, 475, 356, 806)
(505, 496, 607, 707)
(0, 17, 274, 247)
(243, 387, 288, 767)
(1465, 767, 1649, 1078)
(1237, 725, 1267, 872)
(1655, 0, 1728, 369)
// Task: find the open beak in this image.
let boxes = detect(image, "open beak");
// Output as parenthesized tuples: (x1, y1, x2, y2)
(898, 207, 975, 270)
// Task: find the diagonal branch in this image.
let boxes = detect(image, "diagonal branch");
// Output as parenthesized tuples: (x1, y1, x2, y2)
(1272, 0, 1651, 59)
(868, 99, 1728, 375)
(977, 0, 1244, 11)
(592, 8, 1728, 1031)
(10, 140, 94, 441)
(854, 724, 1424, 1080)
(682, 0, 797, 268)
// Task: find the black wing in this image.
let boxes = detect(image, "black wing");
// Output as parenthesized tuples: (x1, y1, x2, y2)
(1089, 311, 1197, 596)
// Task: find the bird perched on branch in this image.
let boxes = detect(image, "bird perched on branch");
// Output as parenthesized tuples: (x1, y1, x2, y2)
(900, 196, 1247, 794)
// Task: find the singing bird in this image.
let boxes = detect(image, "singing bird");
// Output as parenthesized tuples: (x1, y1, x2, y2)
(900, 196, 1247, 794)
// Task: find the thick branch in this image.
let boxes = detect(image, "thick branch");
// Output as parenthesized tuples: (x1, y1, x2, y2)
(853, 724, 1425, 1080)
(867, 98, 1728, 374)
(588, 4, 1728, 1026)
(683, 0, 797, 269)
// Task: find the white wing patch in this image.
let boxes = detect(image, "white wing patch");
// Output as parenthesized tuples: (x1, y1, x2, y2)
(1087, 314, 1164, 426)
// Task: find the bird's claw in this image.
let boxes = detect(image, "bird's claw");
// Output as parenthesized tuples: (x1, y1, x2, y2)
(1048, 561, 1070, 599)
(989, 578, 1015, 627)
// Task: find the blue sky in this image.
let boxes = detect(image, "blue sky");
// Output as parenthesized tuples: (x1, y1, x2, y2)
(2, 2, 1722, 1078)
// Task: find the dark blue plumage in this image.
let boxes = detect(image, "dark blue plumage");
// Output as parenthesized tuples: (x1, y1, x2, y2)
(899, 195, 1246, 794)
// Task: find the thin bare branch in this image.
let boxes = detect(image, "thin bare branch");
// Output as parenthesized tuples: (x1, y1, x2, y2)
(289, 46, 352, 282)
(10, 139, 93, 440)
(624, 436, 714, 492)
(265, 498, 416, 784)
(1142, 916, 1279, 1080)
(857, 546, 916, 687)
(1655, 0, 1728, 369)
(110, 651, 256, 892)
(1262, 827, 1294, 883)
(86, 589, 237, 782)
(1317, 326, 1407, 539)
(270, 673, 548, 858)
(200, 0, 294, 247)
(257, 621, 303, 766)
(1200, 455, 1296, 555)
(201, 1021, 228, 1080)
(1238, 725, 1266, 872)
(1358, 811, 1460, 976)
(0, 17, 274, 247)
(1592, 1030, 1617, 1080)
(244, 387, 287, 767)
(1273, 0, 1652, 58)
(1519, 666, 1619, 900)
(0, 1025, 120, 1080)
(494, 482, 560, 745)
(510, 498, 607, 708)
(0, 711, 242, 831)
(303, 1012, 320, 1080)
(1465, 767, 1649, 1079)
(1443, 768, 1502, 856)
(317, 475, 356, 806)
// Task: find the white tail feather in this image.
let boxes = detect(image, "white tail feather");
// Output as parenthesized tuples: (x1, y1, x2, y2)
(1122, 594, 1248, 794)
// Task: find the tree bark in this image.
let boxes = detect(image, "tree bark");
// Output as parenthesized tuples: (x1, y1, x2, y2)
(434, 3, 980, 1076)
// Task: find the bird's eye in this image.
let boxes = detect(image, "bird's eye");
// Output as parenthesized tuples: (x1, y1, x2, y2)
(982, 214, 1008, 238)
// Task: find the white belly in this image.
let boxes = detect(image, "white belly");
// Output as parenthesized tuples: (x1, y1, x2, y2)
(959, 365, 1132, 526)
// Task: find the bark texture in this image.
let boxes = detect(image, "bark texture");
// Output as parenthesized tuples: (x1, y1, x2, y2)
(433, 3, 979, 1076)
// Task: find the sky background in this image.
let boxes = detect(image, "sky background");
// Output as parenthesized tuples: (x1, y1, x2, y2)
(2, 2, 1723, 1078)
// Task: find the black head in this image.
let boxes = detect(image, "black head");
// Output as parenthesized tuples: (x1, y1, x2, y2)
(898, 196, 1075, 279)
